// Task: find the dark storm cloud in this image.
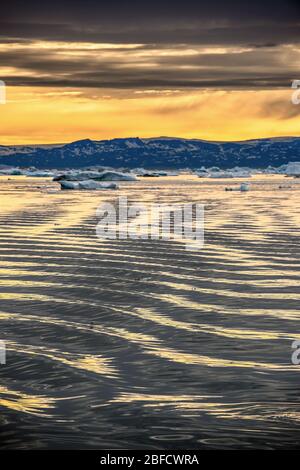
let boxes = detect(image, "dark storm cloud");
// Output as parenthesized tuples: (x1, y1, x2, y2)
(0, 0, 299, 89)
(0, 21, 299, 46)
(1, 0, 299, 44)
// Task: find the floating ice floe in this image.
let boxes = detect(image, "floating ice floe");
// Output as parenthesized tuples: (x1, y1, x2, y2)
(0, 167, 57, 177)
(285, 162, 300, 177)
(97, 171, 137, 181)
(196, 170, 209, 178)
(54, 170, 137, 182)
(209, 171, 234, 178)
(225, 183, 250, 192)
(0, 167, 24, 175)
(134, 168, 178, 177)
(135, 170, 159, 177)
(60, 180, 118, 190)
(26, 170, 55, 177)
(208, 168, 252, 178)
(240, 182, 250, 191)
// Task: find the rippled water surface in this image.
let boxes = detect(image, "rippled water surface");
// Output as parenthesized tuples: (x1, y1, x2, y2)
(0, 174, 300, 449)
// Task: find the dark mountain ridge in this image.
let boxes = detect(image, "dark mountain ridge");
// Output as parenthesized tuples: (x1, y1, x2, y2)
(0, 136, 299, 169)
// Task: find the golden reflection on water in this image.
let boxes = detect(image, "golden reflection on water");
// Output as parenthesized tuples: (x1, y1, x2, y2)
(108, 392, 300, 425)
(0, 308, 293, 371)
(144, 344, 290, 370)
(1, 174, 300, 447)
(0, 310, 159, 348)
(133, 307, 294, 340)
(0, 385, 56, 416)
(5, 340, 118, 378)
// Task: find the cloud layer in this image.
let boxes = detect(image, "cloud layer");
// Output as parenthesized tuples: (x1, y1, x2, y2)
(0, 0, 299, 144)
(0, 0, 299, 89)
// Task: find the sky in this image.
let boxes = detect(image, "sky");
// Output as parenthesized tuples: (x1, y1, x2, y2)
(0, 0, 299, 144)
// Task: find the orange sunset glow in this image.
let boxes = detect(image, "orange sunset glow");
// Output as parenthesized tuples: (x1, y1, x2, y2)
(1, 86, 299, 145)
(0, 36, 299, 144)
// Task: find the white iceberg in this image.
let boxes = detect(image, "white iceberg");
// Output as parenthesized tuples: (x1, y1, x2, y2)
(60, 180, 118, 190)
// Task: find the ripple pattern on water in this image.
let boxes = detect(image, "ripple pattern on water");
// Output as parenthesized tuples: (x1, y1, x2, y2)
(0, 175, 300, 449)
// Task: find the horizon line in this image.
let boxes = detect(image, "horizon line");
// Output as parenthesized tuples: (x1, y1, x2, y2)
(1, 134, 300, 147)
